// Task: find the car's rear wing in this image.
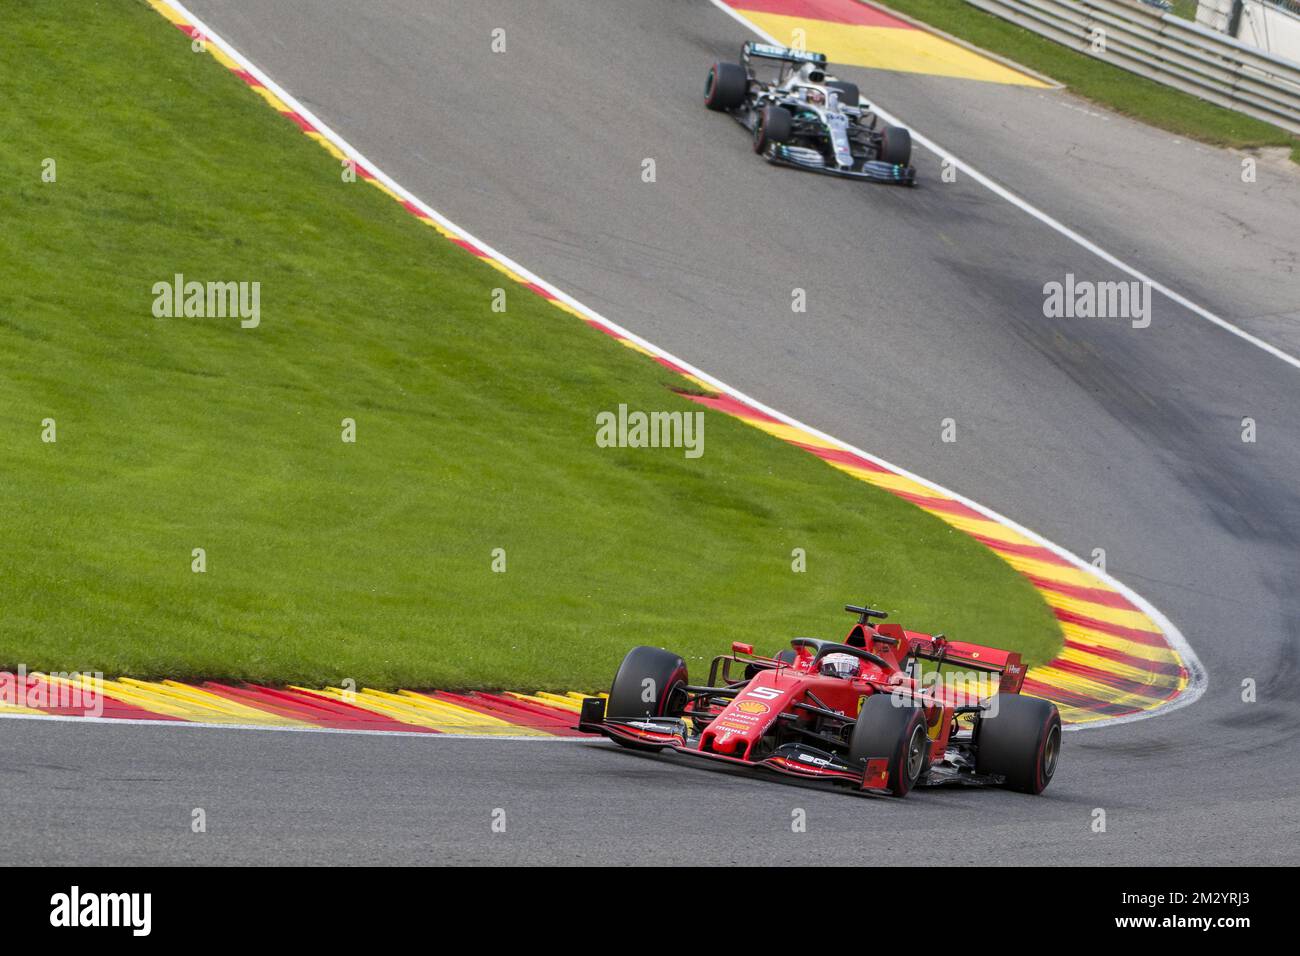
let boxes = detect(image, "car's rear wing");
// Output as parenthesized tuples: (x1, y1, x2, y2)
(877, 623, 1028, 694)
(742, 41, 827, 66)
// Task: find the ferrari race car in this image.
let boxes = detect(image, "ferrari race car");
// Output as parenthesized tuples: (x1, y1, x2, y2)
(704, 42, 916, 185)
(579, 604, 1061, 797)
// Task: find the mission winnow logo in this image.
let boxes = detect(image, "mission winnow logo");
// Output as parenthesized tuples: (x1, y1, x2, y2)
(49, 887, 151, 936)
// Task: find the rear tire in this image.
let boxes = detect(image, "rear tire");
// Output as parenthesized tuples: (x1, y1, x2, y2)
(606, 646, 689, 752)
(704, 62, 747, 111)
(849, 695, 930, 797)
(827, 80, 860, 107)
(975, 694, 1061, 794)
(878, 124, 911, 166)
(753, 105, 793, 155)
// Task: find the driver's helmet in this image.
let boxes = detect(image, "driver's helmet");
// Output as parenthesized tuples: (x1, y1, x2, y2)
(820, 652, 861, 679)
(804, 87, 825, 106)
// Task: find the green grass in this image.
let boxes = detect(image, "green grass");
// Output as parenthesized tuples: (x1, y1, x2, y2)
(0, 0, 1060, 690)
(881, 0, 1300, 162)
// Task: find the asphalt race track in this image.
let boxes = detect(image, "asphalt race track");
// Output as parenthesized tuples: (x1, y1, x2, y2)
(5, 0, 1298, 865)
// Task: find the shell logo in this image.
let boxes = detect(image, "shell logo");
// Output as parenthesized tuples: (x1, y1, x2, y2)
(737, 700, 770, 715)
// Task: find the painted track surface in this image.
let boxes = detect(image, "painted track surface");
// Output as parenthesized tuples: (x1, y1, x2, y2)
(5, 0, 1297, 863)
(0, 670, 596, 736)
(720, 0, 1050, 85)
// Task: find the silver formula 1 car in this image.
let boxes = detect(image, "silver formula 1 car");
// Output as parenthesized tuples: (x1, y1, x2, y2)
(704, 42, 915, 185)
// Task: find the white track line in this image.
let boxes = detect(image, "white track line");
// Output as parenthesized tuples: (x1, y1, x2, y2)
(707, 0, 1300, 372)
(148, 0, 1205, 733)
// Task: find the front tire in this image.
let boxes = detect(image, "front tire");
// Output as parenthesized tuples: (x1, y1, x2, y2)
(975, 694, 1061, 794)
(878, 124, 912, 166)
(753, 105, 793, 155)
(605, 646, 689, 751)
(705, 62, 747, 111)
(849, 694, 930, 797)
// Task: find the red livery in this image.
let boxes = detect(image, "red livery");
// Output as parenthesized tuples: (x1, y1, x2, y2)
(579, 603, 1061, 796)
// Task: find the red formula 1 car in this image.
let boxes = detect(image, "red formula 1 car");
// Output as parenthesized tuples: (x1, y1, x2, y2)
(579, 604, 1061, 797)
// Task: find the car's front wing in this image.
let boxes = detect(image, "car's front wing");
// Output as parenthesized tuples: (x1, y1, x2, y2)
(730, 105, 916, 185)
(577, 698, 892, 793)
(768, 144, 916, 185)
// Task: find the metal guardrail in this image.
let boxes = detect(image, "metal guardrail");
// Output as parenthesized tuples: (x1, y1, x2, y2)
(963, 0, 1300, 134)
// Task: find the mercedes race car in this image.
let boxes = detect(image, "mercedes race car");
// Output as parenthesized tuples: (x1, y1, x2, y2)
(704, 42, 916, 185)
(579, 603, 1061, 797)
